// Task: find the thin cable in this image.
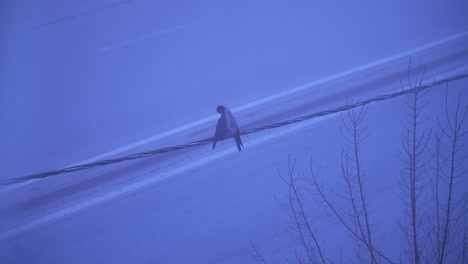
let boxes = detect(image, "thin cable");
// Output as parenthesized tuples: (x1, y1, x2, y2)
(242, 73, 468, 135)
(1, 73, 467, 186)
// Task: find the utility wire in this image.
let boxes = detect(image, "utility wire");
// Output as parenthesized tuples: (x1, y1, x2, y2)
(1, 73, 467, 186)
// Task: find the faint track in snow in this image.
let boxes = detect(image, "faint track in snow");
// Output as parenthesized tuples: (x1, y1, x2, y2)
(14, 0, 139, 34)
(99, 19, 207, 52)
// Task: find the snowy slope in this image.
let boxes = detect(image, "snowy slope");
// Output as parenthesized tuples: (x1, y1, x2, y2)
(2, 79, 467, 264)
(1, 36, 468, 263)
(2, 1, 468, 180)
(1, 1, 468, 263)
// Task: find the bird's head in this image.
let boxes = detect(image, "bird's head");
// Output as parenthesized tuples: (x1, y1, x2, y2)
(216, 105, 225, 114)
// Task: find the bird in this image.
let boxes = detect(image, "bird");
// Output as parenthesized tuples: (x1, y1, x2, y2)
(212, 105, 243, 151)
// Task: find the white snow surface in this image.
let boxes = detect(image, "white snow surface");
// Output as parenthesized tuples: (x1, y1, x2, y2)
(1, 1, 468, 263)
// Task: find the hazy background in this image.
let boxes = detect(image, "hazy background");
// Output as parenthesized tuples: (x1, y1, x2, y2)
(1, 1, 467, 263)
(1, 1, 466, 179)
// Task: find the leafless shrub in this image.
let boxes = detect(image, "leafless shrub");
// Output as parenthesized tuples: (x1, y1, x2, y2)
(426, 86, 468, 263)
(245, 241, 270, 264)
(303, 107, 392, 263)
(397, 63, 432, 264)
(249, 64, 466, 264)
(249, 106, 393, 264)
(245, 156, 327, 264)
(278, 156, 327, 264)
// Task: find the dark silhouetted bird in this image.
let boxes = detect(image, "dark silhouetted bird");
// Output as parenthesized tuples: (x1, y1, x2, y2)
(212, 105, 243, 151)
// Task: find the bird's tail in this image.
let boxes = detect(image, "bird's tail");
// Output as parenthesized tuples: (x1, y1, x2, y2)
(234, 129, 243, 152)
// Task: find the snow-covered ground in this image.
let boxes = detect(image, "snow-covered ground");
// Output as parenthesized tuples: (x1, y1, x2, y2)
(1, 1, 468, 263)
(2, 0, 468, 179)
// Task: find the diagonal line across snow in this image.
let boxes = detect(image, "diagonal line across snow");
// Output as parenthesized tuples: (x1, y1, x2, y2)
(235, 31, 468, 112)
(1, 31, 467, 194)
(100, 19, 207, 52)
(77, 31, 468, 168)
(0, 115, 326, 241)
(0, 32, 467, 241)
(80, 31, 468, 167)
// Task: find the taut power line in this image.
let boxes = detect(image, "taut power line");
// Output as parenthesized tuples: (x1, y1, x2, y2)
(1, 73, 467, 186)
